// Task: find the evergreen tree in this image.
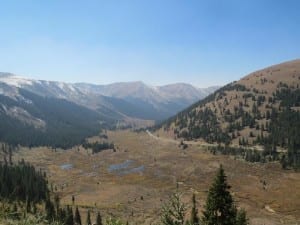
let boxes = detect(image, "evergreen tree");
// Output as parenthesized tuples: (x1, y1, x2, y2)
(86, 210, 92, 225)
(74, 206, 82, 225)
(161, 191, 186, 225)
(96, 211, 103, 225)
(202, 165, 237, 225)
(190, 193, 200, 225)
(0, 162, 48, 204)
(65, 206, 74, 225)
(236, 209, 248, 225)
(54, 194, 60, 216)
(57, 207, 66, 223)
(45, 199, 55, 222)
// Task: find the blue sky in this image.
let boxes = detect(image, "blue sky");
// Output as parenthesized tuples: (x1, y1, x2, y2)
(0, 0, 299, 87)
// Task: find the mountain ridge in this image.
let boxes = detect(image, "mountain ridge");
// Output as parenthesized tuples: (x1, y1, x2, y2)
(0, 73, 218, 120)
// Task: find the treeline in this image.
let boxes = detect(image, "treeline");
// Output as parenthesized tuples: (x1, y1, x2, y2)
(1, 143, 16, 165)
(255, 87, 300, 169)
(82, 141, 115, 154)
(43, 197, 103, 225)
(258, 109, 300, 169)
(208, 145, 279, 164)
(0, 160, 48, 204)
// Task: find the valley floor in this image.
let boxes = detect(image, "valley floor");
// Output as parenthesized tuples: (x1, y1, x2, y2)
(13, 130, 300, 225)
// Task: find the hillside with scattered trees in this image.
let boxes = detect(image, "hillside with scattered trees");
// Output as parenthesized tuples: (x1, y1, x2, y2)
(159, 59, 300, 169)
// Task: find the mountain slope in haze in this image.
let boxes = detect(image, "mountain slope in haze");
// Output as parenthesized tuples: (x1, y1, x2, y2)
(0, 72, 217, 148)
(0, 83, 103, 148)
(74, 81, 218, 120)
(160, 59, 300, 168)
(0, 73, 128, 121)
(0, 73, 218, 120)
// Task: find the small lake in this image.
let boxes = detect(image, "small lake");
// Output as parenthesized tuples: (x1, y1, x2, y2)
(108, 160, 145, 175)
(60, 163, 73, 170)
(108, 160, 133, 172)
(119, 165, 145, 175)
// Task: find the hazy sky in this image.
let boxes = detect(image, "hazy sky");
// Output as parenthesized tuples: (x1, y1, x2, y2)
(0, 1, 300, 87)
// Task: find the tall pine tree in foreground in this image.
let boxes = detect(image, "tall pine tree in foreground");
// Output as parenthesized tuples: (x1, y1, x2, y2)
(202, 165, 246, 225)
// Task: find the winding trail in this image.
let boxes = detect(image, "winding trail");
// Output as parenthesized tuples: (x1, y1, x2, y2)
(145, 130, 280, 152)
(145, 129, 214, 148)
(146, 130, 178, 144)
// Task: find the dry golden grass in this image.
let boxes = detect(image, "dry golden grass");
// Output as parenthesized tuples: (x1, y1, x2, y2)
(13, 130, 300, 225)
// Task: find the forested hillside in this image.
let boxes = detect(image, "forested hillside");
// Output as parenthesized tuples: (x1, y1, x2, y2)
(0, 88, 103, 148)
(160, 59, 300, 169)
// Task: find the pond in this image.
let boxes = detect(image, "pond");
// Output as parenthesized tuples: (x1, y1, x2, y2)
(108, 160, 133, 172)
(108, 160, 145, 175)
(60, 163, 73, 170)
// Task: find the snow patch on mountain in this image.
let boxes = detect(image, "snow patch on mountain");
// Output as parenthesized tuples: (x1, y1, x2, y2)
(4, 105, 46, 129)
(0, 73, 33, 87)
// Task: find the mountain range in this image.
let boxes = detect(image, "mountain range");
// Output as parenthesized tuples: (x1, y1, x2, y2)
(0, 73, 218, 121)
(0, 72, 217, 147)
